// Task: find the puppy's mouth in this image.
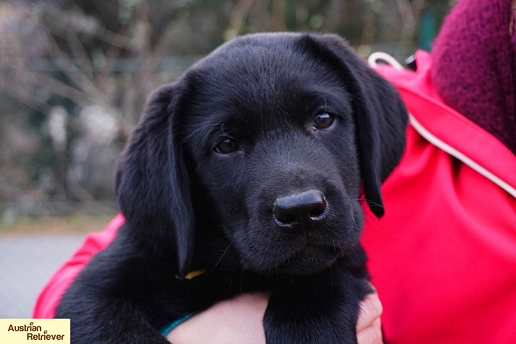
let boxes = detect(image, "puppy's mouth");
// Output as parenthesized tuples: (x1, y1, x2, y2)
(274, 245, 343, 275)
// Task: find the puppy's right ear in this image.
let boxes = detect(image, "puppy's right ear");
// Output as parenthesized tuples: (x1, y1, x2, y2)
(115, 82, 194, 277)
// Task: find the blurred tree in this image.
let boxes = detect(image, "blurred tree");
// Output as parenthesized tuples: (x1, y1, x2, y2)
(0, 0, 451, 218)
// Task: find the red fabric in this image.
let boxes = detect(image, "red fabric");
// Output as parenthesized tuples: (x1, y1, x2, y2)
(362, 50, 516, 344)
(33, 213, 125, 318)
(33, 51, 516, 343)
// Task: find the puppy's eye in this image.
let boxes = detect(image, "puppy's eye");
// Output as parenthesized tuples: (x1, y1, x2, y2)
(313, 113, 334, 129)
(215, 138, 239, 154)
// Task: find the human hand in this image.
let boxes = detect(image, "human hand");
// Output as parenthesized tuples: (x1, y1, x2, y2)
(166, 292, 268, 344)
(166, 289, 383, 344)
(356, 290, 383, 344)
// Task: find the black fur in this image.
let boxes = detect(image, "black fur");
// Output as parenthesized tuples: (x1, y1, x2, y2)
(55, 33, 408, 344)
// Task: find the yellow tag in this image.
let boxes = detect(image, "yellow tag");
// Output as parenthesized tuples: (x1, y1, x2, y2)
(0, 319, 70, 344)
(185, 269, 206, 279)
(176, 269, 206, 280)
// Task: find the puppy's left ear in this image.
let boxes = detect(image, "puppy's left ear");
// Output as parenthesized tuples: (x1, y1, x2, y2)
(115, 82, 195, 276)
(300, 34, 408, 217)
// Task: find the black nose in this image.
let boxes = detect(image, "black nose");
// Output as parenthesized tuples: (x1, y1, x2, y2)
(273, 190, 327, 228)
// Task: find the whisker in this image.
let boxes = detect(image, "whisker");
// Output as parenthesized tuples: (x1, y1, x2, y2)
(357, 198, 396, 237)
(213, 242, 232, 270)
(360, 198, 385, 212)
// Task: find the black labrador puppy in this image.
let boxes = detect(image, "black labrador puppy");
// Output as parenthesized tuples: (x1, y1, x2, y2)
(56, 33, 407, 344)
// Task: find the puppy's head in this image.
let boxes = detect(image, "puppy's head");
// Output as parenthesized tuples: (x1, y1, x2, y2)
(116, 33, 407, 276)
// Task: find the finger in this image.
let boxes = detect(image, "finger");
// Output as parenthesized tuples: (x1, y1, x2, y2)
(356, 291, 383, 332)
(357, 317, 383, 344)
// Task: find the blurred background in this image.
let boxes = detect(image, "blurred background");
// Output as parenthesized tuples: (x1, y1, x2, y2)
(0, 0, 452, 318)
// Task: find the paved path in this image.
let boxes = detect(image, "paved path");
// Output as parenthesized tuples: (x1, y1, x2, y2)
(0, 233, 87, 318)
